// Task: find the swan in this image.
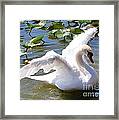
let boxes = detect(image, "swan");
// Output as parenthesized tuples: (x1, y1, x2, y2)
(20, 27, 98, 90)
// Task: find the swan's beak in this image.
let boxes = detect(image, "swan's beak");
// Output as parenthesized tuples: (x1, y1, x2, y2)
(87, 51, 94, 63)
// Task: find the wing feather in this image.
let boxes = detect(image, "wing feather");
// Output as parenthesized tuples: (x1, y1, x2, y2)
(62, 27, 97, 58)
(20, 51, 74, 85)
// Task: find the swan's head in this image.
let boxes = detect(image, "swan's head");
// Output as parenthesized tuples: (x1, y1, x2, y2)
(80, 44, 94, 63)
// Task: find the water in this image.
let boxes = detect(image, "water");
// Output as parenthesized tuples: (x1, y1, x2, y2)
(20, 20, 99, 100)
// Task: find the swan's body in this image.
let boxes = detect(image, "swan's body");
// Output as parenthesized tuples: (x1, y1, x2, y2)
(20, 27, 98, 90)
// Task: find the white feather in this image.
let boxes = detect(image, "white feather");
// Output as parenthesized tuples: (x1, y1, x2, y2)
(20, 27, 98, 90)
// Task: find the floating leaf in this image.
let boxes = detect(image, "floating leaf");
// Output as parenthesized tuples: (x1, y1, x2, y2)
(47, 25, 54, 31)
(53, 22, 64, 29)
(28, 42, 44, 47)
(70, 28, 84, 34)
(49, 30, 57, 34)
(33, 24, 41, 28)
(25, 21, 46, 30)
(29, 35, 44, 44)
(40, 26, 47, 30)
(22, 43, 31, 49)
(48, 22, 64, 30)
(48, 34, 57, 39)
(64, 34, 73, 42)
(55, 30, 63, 38)
(26, 23, 44, 30)
(26, 23, 34, 28)
(48, 30, 57, 39)
(63, 31, 71, 37)
(79, 20, 92, 24)
(91, 20, 99, 27)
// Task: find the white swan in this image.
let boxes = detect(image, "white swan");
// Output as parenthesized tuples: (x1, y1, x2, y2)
(20, 27, 98, 90)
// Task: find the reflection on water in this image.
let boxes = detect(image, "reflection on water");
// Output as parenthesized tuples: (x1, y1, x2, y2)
(20, 79, 99, 100)
(20, 20, 99, 100)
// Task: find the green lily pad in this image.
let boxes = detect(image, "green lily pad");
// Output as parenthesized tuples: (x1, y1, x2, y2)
(33, 24, 42, 28)
(48, 22, 64, 30)
(27, 23, 44, 29)
(26, 23, 34, 28)
(79, 20, 92, 24)
(28, 42, 44, 47)
(49, 30, 57, 34)
(70, 28, 84, 34)
(55, 30, 63, 38)
(47, 25, 54, 31)
(22, 43, 31, 49)
(29, 35, 44, 44)
(53, 22, 64, 29)
(40, 26, 47, 30)
(64, 35, 73, 42)
(48, 34, 57, 39)
(91, 20, 99, 27)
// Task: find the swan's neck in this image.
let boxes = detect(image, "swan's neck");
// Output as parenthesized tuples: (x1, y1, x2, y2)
(75, 52, 97, 84)
(75, 53, 92, 76)
(76, 53, 85, 68)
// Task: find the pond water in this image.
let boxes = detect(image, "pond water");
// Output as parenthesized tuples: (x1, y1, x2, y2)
(20, 20, 99, 100)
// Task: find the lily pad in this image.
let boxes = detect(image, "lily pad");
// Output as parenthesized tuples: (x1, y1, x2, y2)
(29, 35, 44, 44)
(48, 22, 64, 30)
(48, 34, 57, 39)
(70, 28, 84, 34)
(26, 23, 44, 30)
(40, 26, 47, 30)
(64, 35, 73, 42)
(53, 22, 64, 29)
(79, 20, 92, 24)
(28, 42, 44, 47)
(55, 30, 63, 38)
(22, 43, 31, 49)
(91, 20, 99, 27)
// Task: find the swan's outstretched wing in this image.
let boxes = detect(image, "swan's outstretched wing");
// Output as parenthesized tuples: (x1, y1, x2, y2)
(20, 50, 75, 85)
(20, 52, 55, 80)
(62, 27, 98, 58)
